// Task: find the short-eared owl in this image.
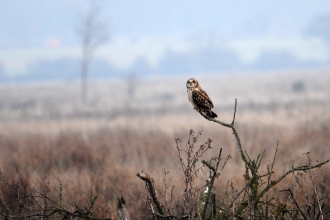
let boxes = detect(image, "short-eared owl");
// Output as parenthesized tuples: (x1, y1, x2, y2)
(186, 78, 217, 118)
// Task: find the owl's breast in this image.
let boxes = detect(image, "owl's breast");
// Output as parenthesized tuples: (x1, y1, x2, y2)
(187, 88, 197, 108)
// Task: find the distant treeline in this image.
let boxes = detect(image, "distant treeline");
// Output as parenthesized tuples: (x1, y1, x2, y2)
(1, 46, 330, 83)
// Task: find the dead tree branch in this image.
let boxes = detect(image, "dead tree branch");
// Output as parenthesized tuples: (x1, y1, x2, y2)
(137, 171, 166, 216)
(197, 99, 248, 165)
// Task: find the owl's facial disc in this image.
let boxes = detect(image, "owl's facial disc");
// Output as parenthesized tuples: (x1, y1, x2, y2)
(186, 78, 197, 88)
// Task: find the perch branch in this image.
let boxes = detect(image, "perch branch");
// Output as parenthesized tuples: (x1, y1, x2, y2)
(197, 98, 329, 218)
(197, 99, 248, 165)
(137, 171, 166, 216)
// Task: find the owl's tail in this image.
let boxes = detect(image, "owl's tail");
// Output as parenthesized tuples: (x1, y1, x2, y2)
(206, 110, 217, 118)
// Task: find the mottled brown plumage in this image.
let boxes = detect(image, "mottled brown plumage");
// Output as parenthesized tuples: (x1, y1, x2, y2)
(186, 78, 217, 118)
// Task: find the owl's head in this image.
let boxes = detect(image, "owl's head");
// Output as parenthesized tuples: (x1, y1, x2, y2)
(186, 78, 199, 88)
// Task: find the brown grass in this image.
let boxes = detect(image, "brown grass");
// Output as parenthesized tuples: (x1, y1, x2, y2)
(0, 70, 330, 218)
(0, 114, 329, 218)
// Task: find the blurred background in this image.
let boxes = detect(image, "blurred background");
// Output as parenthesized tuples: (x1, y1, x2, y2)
(1, 1, 330, 217)
(2, 0, 330, 80)
(0, 0, 330, 126)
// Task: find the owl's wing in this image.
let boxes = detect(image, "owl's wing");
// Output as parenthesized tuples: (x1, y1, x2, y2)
(192, 89, 214, 109)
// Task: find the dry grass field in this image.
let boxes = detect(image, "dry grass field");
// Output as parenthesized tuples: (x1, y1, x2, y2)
(0, 69, 329, 219)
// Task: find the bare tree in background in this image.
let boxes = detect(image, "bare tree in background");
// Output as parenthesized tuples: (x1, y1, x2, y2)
(78, 1, 108, 105)
(125, 72, 139, 109)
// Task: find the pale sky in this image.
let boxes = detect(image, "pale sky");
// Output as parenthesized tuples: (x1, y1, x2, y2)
(1, 0, 330, 77)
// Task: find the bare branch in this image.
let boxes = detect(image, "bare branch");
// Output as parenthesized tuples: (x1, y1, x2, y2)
(137, 171, 166, 216)
(281, 188, 308, 220)
(197, 99, 248, 166)
(255, 159, 329, 204)
(197, 98, 329, 218)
